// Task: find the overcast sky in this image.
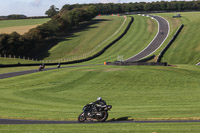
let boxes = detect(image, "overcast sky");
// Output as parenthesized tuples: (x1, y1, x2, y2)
(0, 0, 170, 16)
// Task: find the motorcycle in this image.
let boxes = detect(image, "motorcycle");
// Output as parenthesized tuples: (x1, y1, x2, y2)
(78, 103, 112, 122)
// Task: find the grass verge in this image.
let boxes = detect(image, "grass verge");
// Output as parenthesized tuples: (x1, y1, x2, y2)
(0, 123, 200, 133)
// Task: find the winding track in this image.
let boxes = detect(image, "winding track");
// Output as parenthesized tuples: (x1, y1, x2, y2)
(126, 15, 169, 62)
(1, 15, 198, 124)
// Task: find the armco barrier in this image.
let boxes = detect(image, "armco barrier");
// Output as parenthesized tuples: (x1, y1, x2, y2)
(157, 24, 184, 62)
(0, 16, 134, 68)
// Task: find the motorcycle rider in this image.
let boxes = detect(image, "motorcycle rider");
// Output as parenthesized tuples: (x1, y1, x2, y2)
(93, 97, 107, 112)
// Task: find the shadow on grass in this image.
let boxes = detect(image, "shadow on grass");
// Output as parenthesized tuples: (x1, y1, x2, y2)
(107, 116, 134, 122)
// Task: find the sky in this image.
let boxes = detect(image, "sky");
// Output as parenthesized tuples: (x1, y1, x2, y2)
(0, 0, 171, 16)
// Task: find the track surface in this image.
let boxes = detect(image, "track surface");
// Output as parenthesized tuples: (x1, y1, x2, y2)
(126, 15, 169, 62)
(0, 119, 200, 124)
(0, 64, 103, 79)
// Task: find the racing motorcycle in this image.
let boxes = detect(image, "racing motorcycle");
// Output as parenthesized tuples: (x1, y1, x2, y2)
(78, 103, 112, 122)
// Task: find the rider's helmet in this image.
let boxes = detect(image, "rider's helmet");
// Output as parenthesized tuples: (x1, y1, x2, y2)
(97, 97, 102, 101)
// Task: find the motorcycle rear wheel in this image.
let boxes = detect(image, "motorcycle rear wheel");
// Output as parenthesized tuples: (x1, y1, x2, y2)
(78, 112, 86, 122)
(97, 111, 108, 122)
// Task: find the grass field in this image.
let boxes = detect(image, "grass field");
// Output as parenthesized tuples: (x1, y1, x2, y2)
(0, 18, 50, 34)
(0, 18, 50, 28)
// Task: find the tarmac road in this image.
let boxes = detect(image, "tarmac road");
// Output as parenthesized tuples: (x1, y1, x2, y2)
(0, 64, 103, 79)
(126, 15, 169, 62)
(0, 118, 200, 124)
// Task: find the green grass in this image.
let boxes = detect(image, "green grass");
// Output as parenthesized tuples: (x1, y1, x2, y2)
(44, 16, 128, 60)
(0, 57, 39, 65)
(1, 65, 200, 121)
(0, 123, 200, 133)
(158, 12, 200, 64)
(0, 18, 50, 28)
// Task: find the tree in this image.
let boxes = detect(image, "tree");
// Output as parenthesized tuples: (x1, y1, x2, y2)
(45, 5, 59, 17)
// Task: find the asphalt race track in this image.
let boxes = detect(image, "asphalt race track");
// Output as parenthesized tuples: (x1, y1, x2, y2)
(0, 118, 200, 124)
(0, 64, 103, 79)
(126, 15, 169, 62)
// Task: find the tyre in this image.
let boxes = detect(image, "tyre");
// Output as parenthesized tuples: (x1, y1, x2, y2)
(97, 111, 108, 122)
(78, 112, 86, 122)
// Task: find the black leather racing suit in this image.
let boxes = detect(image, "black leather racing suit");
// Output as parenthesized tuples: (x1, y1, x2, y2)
(93, 100, 107, 112)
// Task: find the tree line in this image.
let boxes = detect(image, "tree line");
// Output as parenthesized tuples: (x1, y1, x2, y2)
(62, 1, 200, 14)
(0, 6, 97, 57)
(1, 1, 200, 58)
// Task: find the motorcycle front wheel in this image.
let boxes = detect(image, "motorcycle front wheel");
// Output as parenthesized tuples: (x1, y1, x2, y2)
(78, 112, 86, 122)
(97, 111, 108, 122)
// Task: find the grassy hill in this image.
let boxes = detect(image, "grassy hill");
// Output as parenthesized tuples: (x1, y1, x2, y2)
(42, 16, 128, 60)
(0, 65, 200, 121)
